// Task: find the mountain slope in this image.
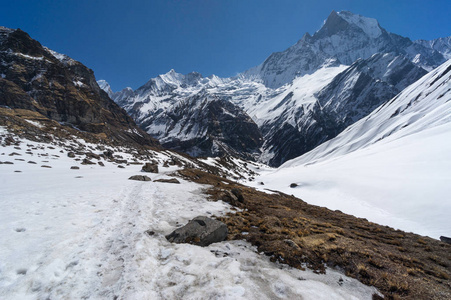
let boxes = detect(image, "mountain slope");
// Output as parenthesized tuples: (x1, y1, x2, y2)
(0, 27, 159, 148)
(107, 11, 448, 166)
(251, 59, 451, 238)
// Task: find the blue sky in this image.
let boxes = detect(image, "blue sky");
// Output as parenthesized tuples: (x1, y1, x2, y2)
(1, 0, 450, 91)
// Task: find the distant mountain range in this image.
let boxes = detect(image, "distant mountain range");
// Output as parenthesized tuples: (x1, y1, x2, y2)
(101, 10, 450, 166)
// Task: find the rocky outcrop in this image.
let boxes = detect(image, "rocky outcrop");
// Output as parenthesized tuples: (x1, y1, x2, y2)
(165, 216, 228, 246)
(0, 27, 159, 148)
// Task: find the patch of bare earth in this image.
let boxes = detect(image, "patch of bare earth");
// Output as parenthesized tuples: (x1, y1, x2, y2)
(178, 168, 451, 300)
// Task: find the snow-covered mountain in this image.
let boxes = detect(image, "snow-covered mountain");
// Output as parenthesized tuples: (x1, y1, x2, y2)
(102, 10, 449, 166)
(251, 58, 451, 238)
(243, 10, 444, 88)
(143, 91, 263, 159)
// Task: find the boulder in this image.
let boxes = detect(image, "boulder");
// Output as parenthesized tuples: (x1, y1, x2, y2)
(290, 183, 298, 188)
(220, 190, 240, 206)
(165, 216, 228, 247)
(154, 178, 180, 184)
(129, 175, 151, 181)
(142, 162, 158, 173)
(440, 236, 451, 244)
(81, 158, 95, 165)
(231, 188, 244, 203)
(70, 166, 80, 170)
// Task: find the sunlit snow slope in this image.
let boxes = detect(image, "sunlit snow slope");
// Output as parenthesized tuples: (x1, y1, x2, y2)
(250, 59, 451, 239)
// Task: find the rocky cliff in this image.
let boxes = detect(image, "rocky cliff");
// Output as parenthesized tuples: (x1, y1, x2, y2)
(0, 27, 159, 148)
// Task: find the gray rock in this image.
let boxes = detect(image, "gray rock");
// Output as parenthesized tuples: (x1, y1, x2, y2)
(81, 158, 95, 165)
(98, 161, 105, 167)
(67, 152, 76, 158)
(440, 236, 451, 244)
(129, 175, 151, 181)
(70, 166, 80, 170)
(231, 188, 244, 203)
(290, 183, 298, 188)
(165, 216, 228, 247)
(154, 178, 180, 184)
(220, 190, 240, 206)
(142, 162, 158, 173)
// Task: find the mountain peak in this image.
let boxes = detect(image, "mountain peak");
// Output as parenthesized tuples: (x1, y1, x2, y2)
(315, 10, 382, 39)
(315, 10, 351, 38)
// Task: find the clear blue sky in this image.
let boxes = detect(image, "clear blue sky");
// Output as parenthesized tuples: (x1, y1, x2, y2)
(1, 0, 450, 91)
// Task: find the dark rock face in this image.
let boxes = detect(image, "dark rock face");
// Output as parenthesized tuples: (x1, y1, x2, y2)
(129, 175, 151, 181)
(142, 162, 158, 173)
(165, 216, 228, 247)
(0, 27, 159, 148)
(143, 93, 263, 160)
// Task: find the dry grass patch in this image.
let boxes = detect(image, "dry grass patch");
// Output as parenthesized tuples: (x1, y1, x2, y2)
(178, 168, 451, 300)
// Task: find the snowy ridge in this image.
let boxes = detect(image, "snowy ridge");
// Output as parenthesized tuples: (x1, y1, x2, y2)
(415, 36, 451, 60)
(45, 48, 76, 66)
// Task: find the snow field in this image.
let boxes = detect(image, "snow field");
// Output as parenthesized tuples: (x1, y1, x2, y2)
(0, 132, 379, 299)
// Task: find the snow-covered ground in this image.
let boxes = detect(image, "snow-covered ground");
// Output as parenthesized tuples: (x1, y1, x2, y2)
(247, 59, 451, 240)
(0, 131, 379, 299)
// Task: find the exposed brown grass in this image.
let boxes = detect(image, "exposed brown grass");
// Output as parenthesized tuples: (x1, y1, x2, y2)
(178, 168, 451, 300)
